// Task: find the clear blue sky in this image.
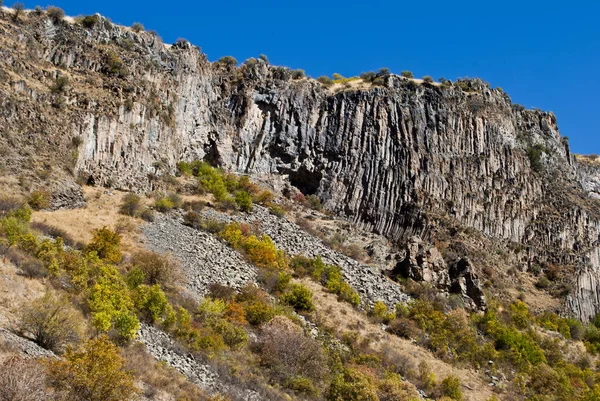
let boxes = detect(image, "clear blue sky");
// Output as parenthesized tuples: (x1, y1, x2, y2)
(16, 0, 600, 154)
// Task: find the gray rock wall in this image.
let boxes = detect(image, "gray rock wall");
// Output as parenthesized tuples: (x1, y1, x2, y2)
(4, 14, 600, 320)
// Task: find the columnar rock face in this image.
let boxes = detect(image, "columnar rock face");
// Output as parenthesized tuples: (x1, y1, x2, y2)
(3, 14, 600, 320)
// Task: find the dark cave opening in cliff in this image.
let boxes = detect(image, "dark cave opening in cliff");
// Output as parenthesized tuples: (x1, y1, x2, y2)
(288, 166, 322, 195)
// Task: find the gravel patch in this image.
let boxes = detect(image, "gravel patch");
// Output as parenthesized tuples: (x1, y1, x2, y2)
(200, 206, 409, 308)
(142, 215, 257, 298)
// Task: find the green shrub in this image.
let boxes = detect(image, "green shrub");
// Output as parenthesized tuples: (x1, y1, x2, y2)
(305, 194, 322, 211)
(235, 191, 253, 212)
(510, 301, 531, 329)
(131, 22, 144, 32)
(197, 297, 226, 322)
(46, 6, 65, 22)
(285, 376, 316, 395)
(281, 284, 314, 312)
(196, 163, 229, 201)
(371, 301, 395, 323)
(440, 375, 463, 400)
(19, 291, 83, 353)
(401, 70, 414, 78)
(103, 50, 129, 78)
(176, 161, 192, 175)
(422, 75, 434, 83)
(327, 368, 378, 401)
(245, 301, 276, 326)
(88, 265, 138, 340)
(119, 193, 142, 217)
(28, 190, 51, 210)
(210, 319, 247, 349)
(125, 266, 145, 289)
(86, 227, 122, 263)
(133, 284, 170, 323)
(50, 75, 69, 94)
(566, 318, 585, 340)
(338, 282, 361, 306)
(259, 54, 269, 63)
(155, 197, 175, 212)
(317, 76, 334, 86)
(192, 328, 226, 355)
(269, 204, 285, 217)
(218, 56, 238, 67)
(81, 15, 99, 28)
(527, 144, 545, 173)
(535, 275, 551, 289)
(47, 336, 139, 401)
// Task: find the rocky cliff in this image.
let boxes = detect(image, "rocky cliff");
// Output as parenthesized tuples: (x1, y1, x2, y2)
(2, 11, 600, 320)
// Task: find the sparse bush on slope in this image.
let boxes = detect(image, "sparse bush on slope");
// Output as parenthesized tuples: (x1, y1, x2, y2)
(48, 336, 139, 401)
(19, 291, 83, 353)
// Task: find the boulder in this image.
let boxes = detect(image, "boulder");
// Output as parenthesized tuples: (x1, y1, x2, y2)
(449, 257, 487, 310)
(392, 236, 450, 289)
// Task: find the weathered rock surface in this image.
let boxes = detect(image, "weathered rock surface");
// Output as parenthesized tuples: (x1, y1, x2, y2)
(137, 324, 219, 390)
(393, 236, 450, 288)
(199, 206, 409, 308)
(142, 214, 257, 298)
(0, 328, 56, 359)
(3, 12, 600, 319)
(392, 237, 487, 309)
(449, 258, 487, 310)
(137, 323, 265, 401)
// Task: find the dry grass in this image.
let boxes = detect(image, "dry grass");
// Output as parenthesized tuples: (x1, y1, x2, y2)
(576, 154, 600, 166)
(31, 187, 145, 255)
(0, 259, 46, 329)
(123, 342, 208, 400)
(304, 279, 496, 401)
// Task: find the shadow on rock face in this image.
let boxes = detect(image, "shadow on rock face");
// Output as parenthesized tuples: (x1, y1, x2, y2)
(391, 236, 487, 311)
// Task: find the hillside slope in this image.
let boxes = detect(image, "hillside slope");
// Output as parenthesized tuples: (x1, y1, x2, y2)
(3, 6, 600, 401)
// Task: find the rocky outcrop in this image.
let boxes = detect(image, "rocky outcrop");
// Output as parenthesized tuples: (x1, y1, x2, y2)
(0, 328, 56, 359)
(393, 236, 449, 288)
(2, 12, 600, 320)
(50, 180, 86, 210)
(392, 237, 486, 309)
(449, 258, 487, 310)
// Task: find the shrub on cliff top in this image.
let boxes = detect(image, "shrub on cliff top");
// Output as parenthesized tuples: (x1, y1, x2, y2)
(131, 22, 144, 32)
(11, 3, 24, 22)
(46, 6, 65, 22)
(218, 56, 238, 67)
(291, 69, 305, 79)
(317, 76, 334, 86)
(81, 15, 99, 28)
(360, 71, 376, 82)
(401, 70, 414, 78)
